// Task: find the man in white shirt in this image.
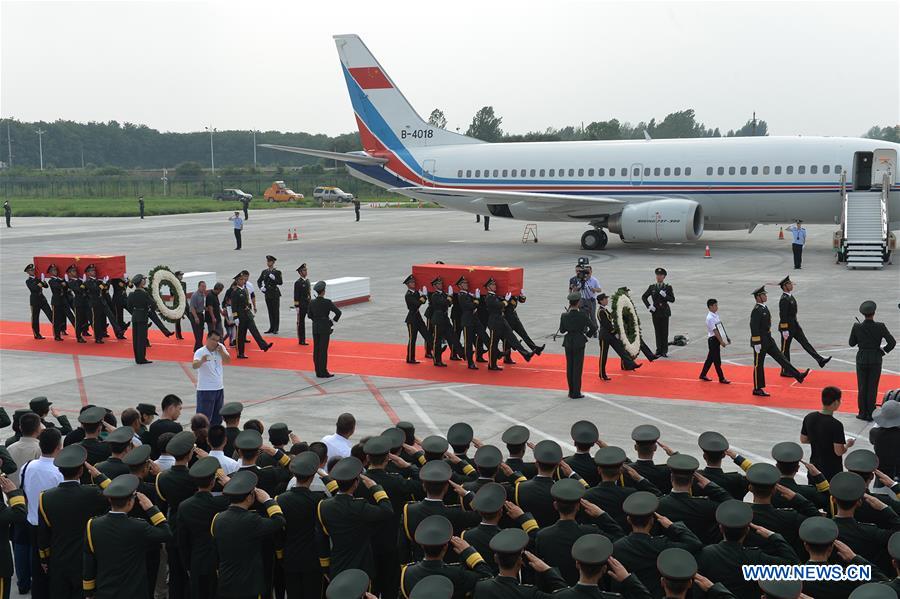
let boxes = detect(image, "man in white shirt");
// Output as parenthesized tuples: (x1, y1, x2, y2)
(699, 298, 730, 384)
(153, 432, 177, 472)
(19, 428, 63, 596)
(7, 412, 43, 486)
(320, 413, 355, 469)
(207, 425, 239, 474)
(192, 330, 230, 426)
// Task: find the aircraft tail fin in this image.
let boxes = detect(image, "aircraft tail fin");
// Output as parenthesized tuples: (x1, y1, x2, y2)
(334, 34, 484, 150)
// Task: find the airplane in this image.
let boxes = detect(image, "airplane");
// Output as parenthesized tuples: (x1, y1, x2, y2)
(262, 34, 899, 251)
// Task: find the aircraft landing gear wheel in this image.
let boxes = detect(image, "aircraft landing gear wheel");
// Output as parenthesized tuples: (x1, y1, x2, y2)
(581, 229, 608, 250)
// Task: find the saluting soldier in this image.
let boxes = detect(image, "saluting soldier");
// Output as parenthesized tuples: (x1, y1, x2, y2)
(82, 474, 173, 599)
(800, 517, 885, 599)
(612, 491, 702, 597)
(887, 533, 900, 597)
(750, 286, 810, 397)
(25, 263, 52, 339)
(583, 447, 661, 530)
(564, 421, 601, 486)
(308, 280, 341, 378)
(220, 402, 243, 457)
(630, 425, 674, 494)
(656, 454, 731, 545)
(77, 407, 112, 467)
(293, 264, 312, 345)
(850, 300, 896, 421)
(155, 431, 199, 599)
(746, 463, 818, 552)
(553, 534, 653, 599)
(258, 255, 283, 335)
(176, 456, 229, 599)
(597, 293, 639, 380)
(29, 397, 72, 436)
(697, 431, 752, 500)
(0, 474, 26, 599)
(769, 441, 830, 511)
(276, 452, 328, 599)
(46, 264, 68, 341)
(94, 427, 135, 479)
(502, 426, 537, 481)
(640, 267, 675, 358)
(842, 449, 900, 522)
(232, 272, 273, 359)
(121, 445, 164, 599)
(404, 275, 431, 364)
(126, 274, 154, 364)
(234, 430, 292, 496)
(325, 568, 372, 599)
(559, 292, 596, 399)
(476, 527, 569, 597)
(516, 440, 586, 529)
(829, 471, 898, 574)
(210, 471, 286, 599)
(461, 483, 538, 574)
(777, 276, 831, 376)
(656, 548, 735, 599)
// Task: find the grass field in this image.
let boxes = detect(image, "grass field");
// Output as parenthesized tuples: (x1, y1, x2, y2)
(2, 196, 430, 217)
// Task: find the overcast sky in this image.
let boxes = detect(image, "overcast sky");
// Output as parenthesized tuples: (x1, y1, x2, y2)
(2, 0, 898, 137)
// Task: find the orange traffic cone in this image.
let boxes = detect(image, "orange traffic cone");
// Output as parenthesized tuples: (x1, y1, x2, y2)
(704, 245, 711, 258)
(286, 229, 292, 241)
(778, 227, 784, 240)
(292, 228, 298, 241)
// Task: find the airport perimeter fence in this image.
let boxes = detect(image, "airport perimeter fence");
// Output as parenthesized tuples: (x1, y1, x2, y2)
(0, 172, 389, 199)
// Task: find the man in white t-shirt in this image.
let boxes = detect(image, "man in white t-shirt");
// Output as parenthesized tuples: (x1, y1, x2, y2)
(192, 330, 230, 426)
(320, 412, 355, 470)
(699, 298, 730, 384)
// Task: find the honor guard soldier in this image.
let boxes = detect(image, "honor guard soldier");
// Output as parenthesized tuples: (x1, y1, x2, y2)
(110, 275, 130, 333)
(69, 264, 91, 343)
(121, 444, 163, 599)
(476, 527, 569, 597)
(850, 300, 896, 421)
(657, 547, 734, 599)
(25, 263, 52, 339)
(697, 431, 752, 500)
(830, 471, 898, 574)
(641, 267, 675, 357)
(47, 264, 68, 340)
(777, 276, 831, 374)
(554, 534, 652, 599)
(697, 500, 797, 597)
(565, 421, 601, 487)
(325, 568, 371, 599)
(127, 274, 154, 364)
(29, 396, 72, 436)
(630, 425, 673, 494)
(597, 293, 639, 380)
(404, 275, 431, 364)
(220, 402, 243, 457)
(584, 447, 660, 530)
(177, 457, 229, 599)
(798, 517, 880, 599)
(308, 280, 341, 377)
(746, 463, 818, 552)
(447, 422, 475, 474)
(463, 445, 523, 495)
(82, 474, 173, 599)
(502, 426, 537, 480)
(461, 483, 539, 574)
(258, 255, 283, 334)
(769, 441, 830, 511)
(844, 449, 900, 519)
(38, 445, 110, 599)
(0, 474, 26, 599)
(232, 272, 273, 359)
(535, 479, 623, 585)
(750, 286, 810, 396)
(316, 456, 394, 581)
(515, 440, 585, 528)
(483, 278, 532, 370)
(293, 264, 311, 345)
(234, 430, 292, 495)
(210, 471, 286, 599)
(276, 452, 329, 599)
(399, 514, 492, 599)
(156, 431, 200, 599)
(502, 290, 545, 358)
(95, 426, 136, 479)
(613, 491, 702, 597)
(78, 407, 112, 467)
(82, 265, 108, 342)
(559, 292, 596, 398)
(657, 454, 733, 544)
(428, 277, 461, 367)
(455, 276, 487, 369)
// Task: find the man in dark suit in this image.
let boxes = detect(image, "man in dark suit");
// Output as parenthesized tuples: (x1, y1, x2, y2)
(640, 267, 675, 357)
(258, 255, 283, 335)
(559, 292, 596, 399)
(850, 300, 896, 421)
(293, 264, 311, 345)
(308, 280, 341, 378)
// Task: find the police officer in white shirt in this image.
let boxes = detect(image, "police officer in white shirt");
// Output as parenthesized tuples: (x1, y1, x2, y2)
(699, 298, 730, 384)
(320, 412, 355, 470)
(786, 219, 807, 269)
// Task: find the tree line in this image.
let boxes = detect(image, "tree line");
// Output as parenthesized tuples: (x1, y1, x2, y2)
(1, 112, 897, 172)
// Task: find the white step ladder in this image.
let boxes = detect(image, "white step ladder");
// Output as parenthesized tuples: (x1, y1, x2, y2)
(840, 173, 891, 269)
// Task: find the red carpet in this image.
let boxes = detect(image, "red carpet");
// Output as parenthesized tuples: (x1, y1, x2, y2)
(2, 320, 896, 413)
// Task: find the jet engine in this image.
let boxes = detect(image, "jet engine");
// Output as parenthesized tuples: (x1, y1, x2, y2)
(607, 199, 704, 243)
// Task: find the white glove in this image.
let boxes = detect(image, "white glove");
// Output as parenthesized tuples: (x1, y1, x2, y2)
(660, 290, 666, 298)
(103, 276, 109, 283)
(40, 273, 45, 281)
(752, 344, 760, 354)
(520, 289, 525, 296)
(781, 331, 789, 340)
(268, 273, 275, 280)
(65, 274, 69, 281)
(448, 285, 453, 294)
(475, 288, 481, 299)
(649, 305, 656, 312)
(504, 292, 511, 301)
(420, 286, 427, 296)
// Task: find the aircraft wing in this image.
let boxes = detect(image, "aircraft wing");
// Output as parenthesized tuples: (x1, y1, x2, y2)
(258, 144, 388, 166)
(388, 186, 625, 206)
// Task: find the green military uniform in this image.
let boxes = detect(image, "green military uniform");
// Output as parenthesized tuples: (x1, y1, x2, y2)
(294, 265, 312, 345)
(220, 402, 243, 456)
(47, 266, 70, 340)
(746, 463, 818, 552)
(235, 430, 293, 496)
(657, 454, 731, 544)
(29, 397, 73, 437)
(657, 547, 736, 599)
(403, 275, 431, 363)
(777, 276, 830, 374)
(559, 294, 597, 398)
(564, 421, 600, 486)
(849, 301, 896, 420)
(582, 447, 661, 530)
(769, 442, 831, 511)
(307, 281, 341, 377)
(70, 266, 92, 342)
(461, 483, 539, 574)
(553, 534, 654, 599)
(231, 277, 272, 359)
(325, 568, 370, 599)
(77, 407, 112, 471)
(155, 431, 198, 599)
(630, 424, 673, 494)
(126, 275, 153, 364)
(697, 431, 752, 500)
(0, 487, 27, 599)
(176, 457, 229, 599)
(749, 286, 806, 395)
(830, 471, 899, 574)
(640, 267, 675, 357)
(82, 474, 173, 599)
(515, 441, 570, 528)
(798, 517, 882, 599)
(210, 471, 285, 599)
(472, 528, 568, 598)
(25, 264, 52, 339)
(257, 256, 283, 334)
(612, 491, 702, 597)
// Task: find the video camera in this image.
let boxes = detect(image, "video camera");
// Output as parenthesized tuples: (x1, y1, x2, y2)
(575, 256, 591, 281)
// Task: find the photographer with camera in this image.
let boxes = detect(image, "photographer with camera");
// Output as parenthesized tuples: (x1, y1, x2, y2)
(569, 258, 601, 336)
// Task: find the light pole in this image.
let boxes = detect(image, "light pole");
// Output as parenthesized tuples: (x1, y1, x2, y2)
(205, 126, 216, 174)
(252, 130, 257, 168)
(35, 129, 46, 170)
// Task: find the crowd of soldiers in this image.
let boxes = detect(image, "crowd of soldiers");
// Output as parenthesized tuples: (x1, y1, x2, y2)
(1, 397, 899, 599)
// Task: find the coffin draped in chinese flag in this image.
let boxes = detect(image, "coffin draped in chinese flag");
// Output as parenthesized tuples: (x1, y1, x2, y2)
(33, 255, 126, 279)
(411, 264, 524, 294)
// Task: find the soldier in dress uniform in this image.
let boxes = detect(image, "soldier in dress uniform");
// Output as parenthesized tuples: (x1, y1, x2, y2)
(258, 255, 283, 334)
(325, 568, 373, 599)
(293, 264, 311, 345)
(126, 274, 154, 364)
(515, 440, 586, 529)
(308, 280, 341, 377)
(82, 474, 172, 599)
(798, 517, 881, 599)
(38, 444, 111, 599)
(483, 278, 532, 370)
(583, 447, 660, 530)
(887, 532, 900, 596)
(29, 397, 72, 436)
(24, 264, 52, 339)
(4, 200, 11, 227)
(398, 514, 493, 599)
(656, 547, 735, 599)
(110, 275, 131, 334)
(565, 421, 600, 487)
(534, 479, 622, 585)
(95, 426, 135, 479)
(640, 267, 675, 358)
(461, 483, 538, 574)
(629, 425, 673, 494)
(403, 275, 431, 364)
(502, 426, 537, 481)
(138, 196, 145, 219)
(428, 277, 461, 367)
(502, 290, 545, 360)
(850, 300, 896, 421)
(0, 472, 26, 599)
(559, 292, 596, 399)
(232, 272, 273, 359)
(155, 431, 199, 599)
(462, 445, 524, 495)
(777, 276, 831, 375)
(843, 449, 900, 521)
(697, 500, 797, 597)
(67, 264, 91, 343)
(121, 445, 164, 599)
(475, 527, 569, 597)
(769, 441, 830, 511)
(46, 264, 68, 341)
(210, 471, 286, 599)
(750, 286, 809, 397)
(697, 431, 752, 500)
(77, 407, 112, 467)
(656, 454, 731, 545)
(83, 265, 119, 343)
(455, 276, 487, 369)
(553, 534, 653, 599)
(176, 456, 229, 599)
(829, 471, 898, 574)
(745, 463, 818, 552)
(597, 293, 639, 380)
(220, 402, 243, 457)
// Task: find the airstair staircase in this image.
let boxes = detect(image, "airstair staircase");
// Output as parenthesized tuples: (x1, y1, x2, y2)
(839, 173, 892, 269)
